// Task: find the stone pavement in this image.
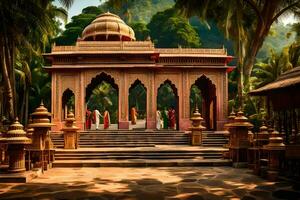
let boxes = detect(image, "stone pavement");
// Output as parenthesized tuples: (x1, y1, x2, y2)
(0, 167, 299, 200)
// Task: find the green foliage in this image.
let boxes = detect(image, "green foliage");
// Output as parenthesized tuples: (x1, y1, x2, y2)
(257, 23, 296, 60)
(87, 81, 118, 124)
(189, 85, 202, 116)
(55, 6, 103, 45)
(157, 83, 177, 110)
(190, 18, 234, 54)
(252, 47, 295, 90)
(130, 22, 150, 41)
(148, 8, 201, 48)
(101, 0, 174, 23)
(129, 83, 147, 119)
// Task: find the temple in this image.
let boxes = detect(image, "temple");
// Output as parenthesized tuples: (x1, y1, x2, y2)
(44, 12, 233, 131)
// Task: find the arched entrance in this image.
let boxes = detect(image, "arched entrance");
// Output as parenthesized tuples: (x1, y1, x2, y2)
(62, 89, 75, 120)
(157, 80, 179, 130)
(86, 72, 119, 130)
(190, 75, 216, 130)
(128, 79, 147, 129)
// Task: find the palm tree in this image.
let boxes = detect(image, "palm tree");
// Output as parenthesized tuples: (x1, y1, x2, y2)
(0, 0, 73, 122)
(175, 0, 300, 105)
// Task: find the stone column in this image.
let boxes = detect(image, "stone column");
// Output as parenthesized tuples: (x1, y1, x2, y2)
(0, 119, 31, 173)
(189, 108, 206, 145)
(119, 72, 130, 129)
(146, 72, 156, 129)
(225, 109, 253, 168)
(61, 111, 79, 149)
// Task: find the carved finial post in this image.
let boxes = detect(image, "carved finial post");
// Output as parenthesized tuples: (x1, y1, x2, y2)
(61, 110, 79, 149)
(189, 108, 206, 145)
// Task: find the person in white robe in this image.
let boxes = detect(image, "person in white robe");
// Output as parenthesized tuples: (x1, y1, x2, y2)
(93, 109, 102, 130)
(156, 110, 162, 130)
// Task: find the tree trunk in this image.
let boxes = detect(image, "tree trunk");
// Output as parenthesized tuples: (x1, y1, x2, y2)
(20, 85, 26, 124)
(237, 68, 243, 108)
(24, 87, 29, 126)
(0, 43, 14, 121)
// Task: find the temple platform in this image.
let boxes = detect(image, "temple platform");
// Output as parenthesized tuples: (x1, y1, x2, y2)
(0, 166, 43, 183)
(53, 145, 230, 167)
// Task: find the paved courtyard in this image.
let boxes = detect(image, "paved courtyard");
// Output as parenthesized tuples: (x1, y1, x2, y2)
(0, 167, 299, 200)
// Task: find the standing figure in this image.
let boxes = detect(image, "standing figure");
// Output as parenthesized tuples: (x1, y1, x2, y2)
(156, 110, 162, 130)
(168, 107, 176, 130)
(162, 108, 169, 129)
(103, 110, 111, 129)
(85, 108, 92, 130)
(93, 109, 102, 130)
(131, 106, 138, 125)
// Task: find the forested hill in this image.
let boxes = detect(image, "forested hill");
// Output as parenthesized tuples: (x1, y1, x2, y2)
(101, 0, 175, 23)
(55, 0, 294, 59)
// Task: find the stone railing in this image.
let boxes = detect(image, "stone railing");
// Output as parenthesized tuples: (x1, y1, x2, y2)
(157, 48, 227, 55)
(52, 41, 155, 52)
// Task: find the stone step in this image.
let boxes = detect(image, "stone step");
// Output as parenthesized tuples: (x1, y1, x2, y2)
(54, 155, 223, 160)
(52, 158, 232, 167)
(54, 144, 156, 148)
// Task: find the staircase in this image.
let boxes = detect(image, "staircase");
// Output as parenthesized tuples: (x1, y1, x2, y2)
(51, 130, 228, 148)
(51, 130, 230, 167)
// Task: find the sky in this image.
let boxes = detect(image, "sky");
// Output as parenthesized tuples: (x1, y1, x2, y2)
(54, 0, 298, 25)
(54, 0, 101, 22)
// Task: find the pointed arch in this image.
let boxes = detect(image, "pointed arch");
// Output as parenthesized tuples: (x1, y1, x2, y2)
(62, 88, 75, 119)
(157, 79, 179, 130)
(158, 79, 178, 97)
(129, 79, 147, 92)
(85, 72, 119, 101)
(190, 75, 217, 130)
(128, 79, 147, 129)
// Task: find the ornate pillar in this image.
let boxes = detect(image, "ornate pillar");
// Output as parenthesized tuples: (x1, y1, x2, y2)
(146, 72, 156, 129)
(216, 71, 228, 130)
(180, 71, 191, 130)
(75, 72, 85, 130)
(119, 71, 130, 129)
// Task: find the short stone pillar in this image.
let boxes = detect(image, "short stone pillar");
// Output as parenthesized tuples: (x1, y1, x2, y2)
(61, 111, 79, 149)
(189, 108, 206, 145)
(0, 119, 31, 173)
(28, 102, 54, 170)
(248, 123, 270, 174)
(262, 129, 285, 181)
(225, 109, 253, 168)
(256, 123, 269, 146)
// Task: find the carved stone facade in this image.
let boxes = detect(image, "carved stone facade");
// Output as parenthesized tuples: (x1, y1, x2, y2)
(44, 12, 233, 132)
(45, 40, 232, 131)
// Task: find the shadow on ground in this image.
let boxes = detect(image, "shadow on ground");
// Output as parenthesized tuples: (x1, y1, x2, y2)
(0, 167, 299, 200)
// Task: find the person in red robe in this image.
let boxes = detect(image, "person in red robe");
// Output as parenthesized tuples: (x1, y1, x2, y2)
(103, 110, 110, 129)
(85, 108, 92, 130)
(168, 107, 176, 130)
(130, 106, 137, 125)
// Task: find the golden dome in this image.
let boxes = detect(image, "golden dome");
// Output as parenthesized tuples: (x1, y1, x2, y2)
(82, 12, 135, 41)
